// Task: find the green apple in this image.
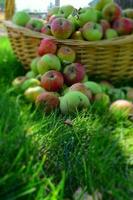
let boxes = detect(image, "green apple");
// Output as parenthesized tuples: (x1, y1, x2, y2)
(21, 78, 40, 91)
(105, 28, 118, 39)
(84, 81, 102, 94)
(82, 22, 103, 41)
(71, 30, 84, 40)
(25, 71, 36, 78)
(108, 88, 126, 101)
(37, 54, 61, 75)
(26, 18, 44, 32)
(12, 11, 31, 26)
(60, 91, 90, 114)
(81, 75, 88, 83)
(12, 76, 28, 92)
(24, 86, 45, 102)
(58, 5, 75, 18)
(48, 6, 60, 16)
(30, 57, 40, 74)
(94, 92, 110, 109)
(77, 8, 98, 27)
(68, 14, 80, 31)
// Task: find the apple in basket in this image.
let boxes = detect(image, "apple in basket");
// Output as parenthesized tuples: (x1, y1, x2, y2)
(51, 18, 73, 39)
(26, 18, 44, 32)
(122, 9, 133, 19)
(57, 46, 76, 64)
(105, 28, 118, 39)
(38, 38, 57, 56)
(58, 5, 75, 18)
(102, 2, 122, 22)
(82, 22, 103, 41)
(41, 23, 52, 35)
(60, 91, 90, 114)
(37, 54, 61, 75)
(12, 11, 31, 26)
(100, 19, 110, 35)
(71, 30, 84, 40)
(41, 70, 64, 92)
(112, 17, 133, 35)
(36, 91, 60, 113)
(63, 63, 85, 86)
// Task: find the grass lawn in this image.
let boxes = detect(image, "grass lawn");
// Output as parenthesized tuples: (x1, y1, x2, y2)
(0, 36, 133, 200)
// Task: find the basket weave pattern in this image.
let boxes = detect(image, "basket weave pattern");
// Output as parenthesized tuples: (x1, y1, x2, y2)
(4, 21, 133, 82)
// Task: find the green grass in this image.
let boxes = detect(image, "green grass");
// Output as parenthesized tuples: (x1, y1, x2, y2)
(0, 36, 132, 200)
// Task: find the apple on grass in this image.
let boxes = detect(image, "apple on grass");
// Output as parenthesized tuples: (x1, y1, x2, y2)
(35, 92, 60, 113)
(38, 38, 57, 56)
(21, 78, 40, 91)
(84, 81, 102, 94)
(82, 22, 103, 41)
(110, 100, 133, 118)
(25, 71, 36, 78)
(69, 83, 92, 101)
(37, 54, 61, 75)
(30, 57, 41, 74)
(63, 63, 85, 86)
(93, 93, 110, 110)
(24, 86, 45, 102)
(57, 46, 76, 64)
(12, 76, 28, 92)
(41, 70, 64, 92)
(60, 91, 90, 114)
(51, 18, 73, 39)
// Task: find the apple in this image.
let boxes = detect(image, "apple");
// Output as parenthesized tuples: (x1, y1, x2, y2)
(84, 81, 102, 94)
(63, 63, 85, 85)
(77, 8, 98, 27)
(26, 18, 44, 32)
(37, 54, 61, 75)
(82, 22, 103, 41)
(47, 6, 60, 19)
(81, 75, 88, 83)
(108, 88, 125, 101)
(71, 30, 84, 40)
(110, 100, 133, 118)
(35, 91, 60, 113)
(21, 78, 40, 91)
(48, 14, 64, 24)
(68, 14, 80, 31)
(57, 46, 76, 64)
(51, 18, 73, 39)
(58, 5, 75, 18)
(60, 91, 90, 114)
(100, 19, 111, 35)
(112, 17, 133, 35)
(122, 9, 133, 19)
(12, 11, 31, 26)
(25, 71, 36, 78)
(69, 83, 92, 100)
(41, 70, 64, 92)
(30, 57, 40, 74)
(94, 93, 110, 109)
(38, 38, 57, 56)
(105, 28, 118, 39)
(12, 76, 28, 92)
(41, 23, 52, 35)
(102, 2, 122, 22)
(24, 86, 45, 102)
(100, 80, 113, 93)
(95, 0, 113, 11)
(126, 88, 133, 101)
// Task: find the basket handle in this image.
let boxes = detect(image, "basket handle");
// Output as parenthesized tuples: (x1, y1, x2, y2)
(5, 0, 15, 20)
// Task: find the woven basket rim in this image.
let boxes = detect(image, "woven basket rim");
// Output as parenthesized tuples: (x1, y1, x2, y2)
(3, 20, 133, 46)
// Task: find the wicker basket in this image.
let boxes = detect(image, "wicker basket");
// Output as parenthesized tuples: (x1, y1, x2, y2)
(3, 20, 133, 82)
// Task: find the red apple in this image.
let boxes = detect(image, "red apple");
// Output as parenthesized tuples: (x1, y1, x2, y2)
(38, 38, 57, 56)
(112, 17, 133, 35)
(51, 18, 73, 39)
(63, 63, 85, 86)
(102, 2, 122, 22)
(36, 91, 60, 113)
(41, 70, 64, 91)
(69, 83, 92, 100)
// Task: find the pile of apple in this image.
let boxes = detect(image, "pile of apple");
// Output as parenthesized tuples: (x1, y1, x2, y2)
(12, 37, 133, 117)
(12, 0, 133, 41)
